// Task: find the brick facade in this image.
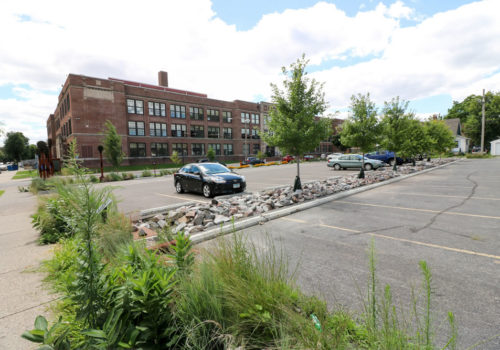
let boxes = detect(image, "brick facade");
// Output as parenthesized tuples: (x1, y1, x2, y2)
(46, 72, 275, 167)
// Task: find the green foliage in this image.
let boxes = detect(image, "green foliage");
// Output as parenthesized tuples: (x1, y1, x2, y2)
(400, 119, 430, 163)
(4, 131, 29, 162)
(340, 93, 380, 154)
(42, 238, 80, 293)
(32, 195, 76, 244)
(256, 150, 264, 160)
(95, 212, 133, 261)
(207, 147, 216, 161)
(120, 172, 135, 180)
(13, 169, 38, 179)
(170, 150, 182, 165)
(21, 315, 71, 350)
(103, 120, 124, 169)
(141, 169, 152, 177)
(424, 120, 456, 156)
(264, 55, 331, 182)
(169, 231, 195, 274)
(89, 175, 99, 183)
(0, 190, 4, 197)
(446, 91, 500, 146)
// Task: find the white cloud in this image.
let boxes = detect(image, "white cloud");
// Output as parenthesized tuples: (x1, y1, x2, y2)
(0, 0, 499, 143)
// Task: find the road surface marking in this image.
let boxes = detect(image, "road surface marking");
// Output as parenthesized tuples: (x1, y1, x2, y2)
(280, 218, 500, 261)
(156, 193, 208, 203)
(334, 201, 500, 220)
(380, 192, 500, 201)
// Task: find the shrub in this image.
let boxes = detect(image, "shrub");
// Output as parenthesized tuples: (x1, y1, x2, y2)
(32, 195, 76, 244)
(29, 178, 52, 194)
(142, 169, 153, 177)
(465, 153, 492, 159)
(121, 172, 135, 180)
(89, 175, 99, 183)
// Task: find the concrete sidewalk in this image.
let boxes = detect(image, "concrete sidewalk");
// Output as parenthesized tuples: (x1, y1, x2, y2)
(0, 171, 54, 349)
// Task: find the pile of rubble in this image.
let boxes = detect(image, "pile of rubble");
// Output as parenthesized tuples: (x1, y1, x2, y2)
(134, 159, 453, 236)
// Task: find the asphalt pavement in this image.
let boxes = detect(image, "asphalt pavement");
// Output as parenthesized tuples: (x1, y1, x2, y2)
(209, 158, 500, 349)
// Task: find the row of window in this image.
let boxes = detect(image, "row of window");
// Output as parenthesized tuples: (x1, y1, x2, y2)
(126, 98, 261, 124)
(59, 94, 70, 118)
(61, 119, 72, 138)
(129, 142, 236, 157)
(127, 121, 260, 139)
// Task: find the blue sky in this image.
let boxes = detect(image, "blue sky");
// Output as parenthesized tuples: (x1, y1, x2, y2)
(1, 0, 499, 144)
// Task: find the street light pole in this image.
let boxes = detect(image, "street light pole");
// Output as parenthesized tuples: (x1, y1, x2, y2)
(244, 118, 248, 162)
(481, 89, 486, 154)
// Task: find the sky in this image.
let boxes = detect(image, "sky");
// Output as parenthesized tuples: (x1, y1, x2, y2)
(1, 0, 499, 145)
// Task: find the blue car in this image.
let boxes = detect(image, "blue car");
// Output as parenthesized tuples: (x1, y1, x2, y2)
(365, 150, 404, 166)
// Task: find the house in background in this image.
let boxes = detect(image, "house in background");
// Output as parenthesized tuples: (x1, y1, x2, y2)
(444, 118, 469, 153)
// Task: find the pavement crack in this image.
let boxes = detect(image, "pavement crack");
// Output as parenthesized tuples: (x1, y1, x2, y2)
(413, 171, 478, 234)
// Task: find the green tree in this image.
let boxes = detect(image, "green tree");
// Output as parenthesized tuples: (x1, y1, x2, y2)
(263, 55, 330, 190)
(4, 131, 29, 163)
(102, 120, 124, 169)
(207, 147, 215, 162)
(400, 119, 429, 165)
(446, 91, 500, 147)
(36, 141, 49, 157)
(339, 93, 380, 178)
(380, 97, 413, 170)
(170, 150, 182, 166)
(424, 120, 456, 157)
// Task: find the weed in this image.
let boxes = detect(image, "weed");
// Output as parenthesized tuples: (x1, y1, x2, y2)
(142, 169, 153, 177)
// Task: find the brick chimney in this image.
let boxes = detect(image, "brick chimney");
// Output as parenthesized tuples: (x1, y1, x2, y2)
(158, 71, 168, 87)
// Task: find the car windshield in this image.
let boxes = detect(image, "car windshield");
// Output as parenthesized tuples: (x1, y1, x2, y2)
(199, 163, 230, 174)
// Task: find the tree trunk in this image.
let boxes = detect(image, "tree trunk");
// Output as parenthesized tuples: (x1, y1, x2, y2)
(294, 155, 302, 190)
(393, 154, 397, 171)
(359, 152, 365, 179)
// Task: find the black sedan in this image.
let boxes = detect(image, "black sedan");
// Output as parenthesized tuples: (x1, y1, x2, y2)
(174, 163, 246, 198)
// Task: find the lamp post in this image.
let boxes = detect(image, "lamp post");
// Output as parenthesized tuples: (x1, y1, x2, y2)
(481, 89, 485, 154)
(98, 145, 104, 182)
(244, 118, 249, 163)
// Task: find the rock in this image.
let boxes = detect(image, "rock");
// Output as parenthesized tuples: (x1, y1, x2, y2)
(138, 222, 150, 229)
(232, 213, 243, 220)
(211, 199, 219, 205)
(152, 214, 165, 222)
(214, 215, 230, 225)
(177, 215, 189, 224)
(167, 210, 184, 221)
(157, 219, 167, 229)
(186, 210, 197, 219)
(138, 228, 147, 237)
(193, 212, 205, 226)
(229, 207, 239, 215)
(244, 210, 254, 217)
(174, 222, 187, 233)
(205, 222, 215, 228)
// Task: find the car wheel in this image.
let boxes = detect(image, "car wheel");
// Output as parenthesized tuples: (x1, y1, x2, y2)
(202, 184, 213, 198)
(334, 163, 341, 170)
(389, 159, 395, 166)
(364, 163, 373, 171)
(175, 181, 184, 193)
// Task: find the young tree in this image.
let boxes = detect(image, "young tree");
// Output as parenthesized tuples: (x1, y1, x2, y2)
(170, 150, 182, 166)
(400, 119, 429, 165)
(339, 93, 380, 178)
(3, 131, 29, 163)
(380, 97, 412, 171)
(424, 120, 456, 157)
(102, 120, 124, 170)
(263, 55, 330, 190)
(207, 147, 215, 162)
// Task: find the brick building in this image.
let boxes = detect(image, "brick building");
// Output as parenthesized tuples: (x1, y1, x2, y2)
(46, 71, 340, 167)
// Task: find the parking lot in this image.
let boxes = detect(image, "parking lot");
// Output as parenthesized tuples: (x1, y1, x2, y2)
(107, 161, 358, 214)
(223, 158, 500, 349)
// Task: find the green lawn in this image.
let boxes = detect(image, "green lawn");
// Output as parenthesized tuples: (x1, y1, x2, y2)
(88, 163, 181, 173)
(12, 170, 38, 179)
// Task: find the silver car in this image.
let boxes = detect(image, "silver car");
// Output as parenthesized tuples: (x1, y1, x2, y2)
(327, 154, 385, 171)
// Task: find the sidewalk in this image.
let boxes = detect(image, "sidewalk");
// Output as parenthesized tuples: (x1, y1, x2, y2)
(0, 171, 53, 349)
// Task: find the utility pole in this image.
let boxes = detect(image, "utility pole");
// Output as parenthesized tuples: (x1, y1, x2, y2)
(481, 89, 486, 154)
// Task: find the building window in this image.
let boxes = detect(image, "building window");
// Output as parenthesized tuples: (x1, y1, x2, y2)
(190, 125, 205, 138)
(127, 99, 144, 114)
(170, 104, 186, 118)
(253, 144, 260, 154)
(251, 113, 260, 124)
(251, 127, 260, 139)
(172, 143, 188, 156)
(207, 109, 219, 122)
(263, 114, 269, 125)
(208, 143, 221, 155)
(241, 112, 250, 123)
(130, 143, 146, 157)
(223, 144, 233, 155)
(223, 127, 232, 139)
(191, 143, 205, 156)
(208, 126, 220, 138)
(148, 102, 166, 117)
(68, 119, 72, 135)
(150, 122, 167, 137)
(171, 124, 187, 137)
(222, 111, 232, 123)
(241, 128, 249, 139)
(151, 143, 168, 157)
(128, 121, 145, 136)
(189, 107, 204, 120)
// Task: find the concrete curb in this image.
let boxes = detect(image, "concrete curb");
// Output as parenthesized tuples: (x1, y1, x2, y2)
(189, 159, 461, 245)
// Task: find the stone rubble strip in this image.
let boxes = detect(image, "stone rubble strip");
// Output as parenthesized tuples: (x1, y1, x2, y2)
(133, 159, 459, 246)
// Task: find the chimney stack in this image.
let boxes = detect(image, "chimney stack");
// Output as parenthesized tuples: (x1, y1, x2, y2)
(158, 71, 168, 87)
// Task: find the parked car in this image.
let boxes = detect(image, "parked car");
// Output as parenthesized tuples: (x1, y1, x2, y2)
(197, 158, 210, 163)
(471, 146, 481, 154)
(327, 154, 385, 170)
(0, 163, 7, 171)
(327, 153, 343, 161)
(365, 150, 404, 165)
(303, 155, 315, 161)
(241, 157, 265, 165)
(174, 162, 246, 198)
(282, 155, 294, 162)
